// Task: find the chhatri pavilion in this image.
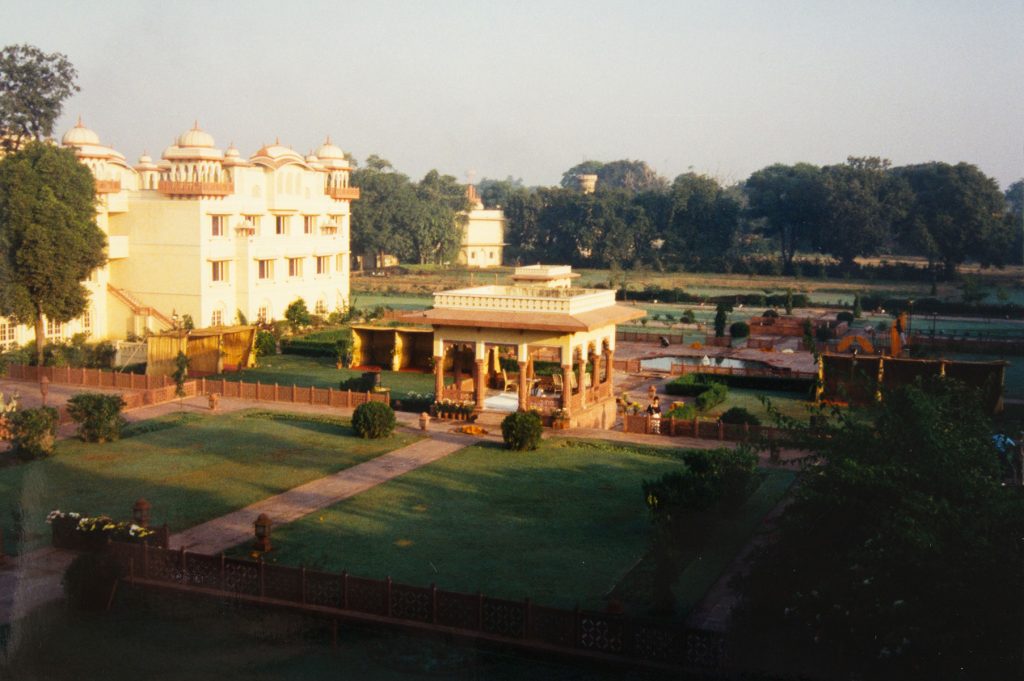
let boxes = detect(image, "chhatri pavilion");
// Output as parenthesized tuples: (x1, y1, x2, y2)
(403, 265, 644, 428)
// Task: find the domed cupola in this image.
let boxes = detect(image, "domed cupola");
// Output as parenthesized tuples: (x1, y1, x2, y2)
(158, 122, 232, 197)
(318, 135, 357, 200)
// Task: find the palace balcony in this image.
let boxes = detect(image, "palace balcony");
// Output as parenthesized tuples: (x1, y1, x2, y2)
(94, 179, 121, 194)
(325, 186, 360, 200)
(158, 180, 234, 197)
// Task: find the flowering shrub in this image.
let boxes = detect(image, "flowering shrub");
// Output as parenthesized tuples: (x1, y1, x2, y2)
(391, 391, 434, 414)
(47, 509, 156, 543)
(432, 399, 474, 418)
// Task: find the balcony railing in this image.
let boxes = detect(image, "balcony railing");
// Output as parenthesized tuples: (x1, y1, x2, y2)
(94, 179, 121, 194)
(158, 180, 234, 197)
(325, 186, 360, 200)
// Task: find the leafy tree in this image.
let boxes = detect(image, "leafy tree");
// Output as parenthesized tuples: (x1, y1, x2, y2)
(734, 380, 1024, 679)
(895, 162, 1010, 275)
(0, 142, 106, 365)
(713, 302, 731, 337)
(560, 159, 667, 193)
(0, 44, 79, 152)
(284, 298, 311, 331)
(852, 292, 862, 318)
(171, 351, 189, 398)
(744, 163, 827, 274)
(350, 156, 416, 268)
(411, 170, 470, 264)
(1005, 179, 1024, 265)
(475, 176, 524, 209)
(817, 157, 910, 270)
(659, 173, 741, 268)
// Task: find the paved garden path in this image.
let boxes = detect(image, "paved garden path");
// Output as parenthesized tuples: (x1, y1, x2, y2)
(171, 432, 467, 554)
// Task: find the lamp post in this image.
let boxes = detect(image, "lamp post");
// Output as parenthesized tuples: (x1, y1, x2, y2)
(132, 498, 151, 528)
(39, 375, 49, 407)
(254, 513, 272, 552)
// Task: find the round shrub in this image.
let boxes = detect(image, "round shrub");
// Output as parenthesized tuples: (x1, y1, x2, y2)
(762, 309, 779, 318)
(351, 401, 396, 439)
(9, 407, 58, 460)
(729, 321, 750, 338)
(719, 406, 761, 426)
(254, 330, 277, 358)
(66, 392, 126, 443)
(836, 311, 854, 324)
(501, 411, 542, 451)
(666, 402, 696, 420)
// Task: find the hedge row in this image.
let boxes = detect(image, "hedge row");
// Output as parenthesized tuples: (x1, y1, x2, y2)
(686, 372, 816, 395)
(858, 295, 1024, 320)
(615, 286, 811, 309)
(279, 338, 337, 357)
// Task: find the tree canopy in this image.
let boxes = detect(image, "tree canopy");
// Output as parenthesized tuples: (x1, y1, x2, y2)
(0, 44, 79, 151)
(743, 163, 826, 274)
(0, 142, 106, 363)
(733, 380, 1024, 679)
(560, 159, 667, 193)
(351, 157, 470, 266)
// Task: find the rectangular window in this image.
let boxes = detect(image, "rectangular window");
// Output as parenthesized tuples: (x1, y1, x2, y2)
(316, 256, 330, 275)
(211, 260, 229, 282)
(257, 259, 274, 280)
(243, 215, 261, 234)
(303, 215, 316, 234)
(288, 257, 303, 278)
(45, 318, 63, 339)
(256, 306, 268, 324)
(211, 310, 223, 327)
(81, 308, 92, 336)
(275, 215, 289, 235)
(211, 215, 226, 237)
(0, 318, 15, 351)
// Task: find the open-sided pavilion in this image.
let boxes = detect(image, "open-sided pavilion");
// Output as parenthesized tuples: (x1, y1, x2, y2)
(402, 265, 644, 428)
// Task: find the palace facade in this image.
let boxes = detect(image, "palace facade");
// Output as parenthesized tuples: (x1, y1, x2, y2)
(0, 121, 357, 349)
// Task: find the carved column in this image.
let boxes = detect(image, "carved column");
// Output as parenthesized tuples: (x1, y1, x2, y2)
(517, 360, 529, 411)
(561, 364, 572, 411)
(473, 359, 486, 409)
(604, 350, 614, 384)
(433, 355, 444, 400)
(577, 359, 587, 409)
(590, 352, 601, 398)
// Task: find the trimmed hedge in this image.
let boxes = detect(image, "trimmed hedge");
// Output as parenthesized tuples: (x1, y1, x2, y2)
(729, 321, 750, 338)
(501, 411, 543, 451)
(719, 406, 761, 425)
(687, 372, 815, 395)
(280, 338, 336, 357)
(351, 401, 396, 439)
(695, 382, 728, 411)
(665, 374, 714, 397)
(66, 393, 127, 443)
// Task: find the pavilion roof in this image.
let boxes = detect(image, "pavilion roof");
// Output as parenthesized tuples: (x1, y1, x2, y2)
(399, 305, 645, 333)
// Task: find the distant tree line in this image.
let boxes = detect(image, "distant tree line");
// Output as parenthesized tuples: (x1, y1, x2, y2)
(350, 155, 470, 267)
(477, 159, 1022, 279)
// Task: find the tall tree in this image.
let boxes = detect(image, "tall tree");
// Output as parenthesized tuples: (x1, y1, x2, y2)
(817, 157, 910, 270)
(560, 159, 667, 193)
(410, 170, 470, 265)
(475, 176, 524, 209)
(895, 162, 1010, 275)
(734, 380, 1024, 679)
(660, 173, 741, 268)
(744, 163, 826, 274)
(350, 156, 415, 268)
(0, 142, 106, 364)
(1006, 179, 1024, 265)
(0, 44, 79, 152)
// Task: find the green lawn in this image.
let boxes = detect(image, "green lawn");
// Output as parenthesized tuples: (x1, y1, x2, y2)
(229, 438, 792, 614)
(214, 355, 436, 399)
(0, 410, 417, 556)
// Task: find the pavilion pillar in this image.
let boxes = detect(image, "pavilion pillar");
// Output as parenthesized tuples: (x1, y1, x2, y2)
(604, 349, 614, 384)
(473, 359, 486, 409)
(590, 352, 600, 397)
(577, 358, 587, 408)
(517, 360, 529, 411)
(561, 364, 572, 411)
(433, 355, 444, 400)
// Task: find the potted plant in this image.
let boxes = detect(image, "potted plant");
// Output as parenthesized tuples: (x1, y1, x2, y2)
(550, 408, 570, 429)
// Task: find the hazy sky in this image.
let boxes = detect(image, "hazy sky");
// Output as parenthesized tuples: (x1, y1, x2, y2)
(4, 1, 1021, 188)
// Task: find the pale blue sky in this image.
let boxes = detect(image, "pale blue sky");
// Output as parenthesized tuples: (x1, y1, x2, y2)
(4, 1, 1021, 187)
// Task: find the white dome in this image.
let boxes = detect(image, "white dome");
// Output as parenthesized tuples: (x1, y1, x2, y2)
(315, 136, 346, 160)
(62, 118, 101, 147)
(176, 122, 215, 148)
(225, 144, 240, 158)
(138, 153, 153, 164)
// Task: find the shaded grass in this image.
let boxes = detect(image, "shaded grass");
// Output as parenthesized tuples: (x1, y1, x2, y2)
(228, 438, 785, 613)
(213, 355, 435, 399)
(0, 410, 417, 556)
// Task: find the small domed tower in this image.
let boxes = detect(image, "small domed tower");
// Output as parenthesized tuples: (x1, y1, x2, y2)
(317, 136, 358, 200)
(61, 117, 129, 193)
(159, 122, 231, 197)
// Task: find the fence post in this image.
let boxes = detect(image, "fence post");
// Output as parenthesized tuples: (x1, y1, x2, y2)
(146, 374, 152, 390)
(342, 570, 349, 609)
(180, 547, 187, 583)
(329, 387, 334, 407)
(142, 541, 149, 578)
(220, 552, 225, 590)
(386, 576, 393, 617)
(129, 557, 134, 585)
(291, 384, 296, 402)
(431, 583, 438, 624)
(477, 591, 484, 630)
(744, 422, 750, 442)
(301, 566, 307, 605)
(274, 383, 279, 401)
(718, 420, 724, 441)
(693, 417, 699, 438)
(524, 597, 532, 639)
(347, 389, 352, 408)
(259, 558, 265, 597)
(256, 381, 260, 401)
(365, 391, 371, 405)
(221, 378, 227, 395)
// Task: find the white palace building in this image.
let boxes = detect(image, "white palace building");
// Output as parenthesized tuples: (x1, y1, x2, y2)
(0, 121, 358, 350)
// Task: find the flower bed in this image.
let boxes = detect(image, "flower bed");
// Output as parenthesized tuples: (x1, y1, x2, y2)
(431, 399, 476, 421)
(48, 510, 169, 551)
